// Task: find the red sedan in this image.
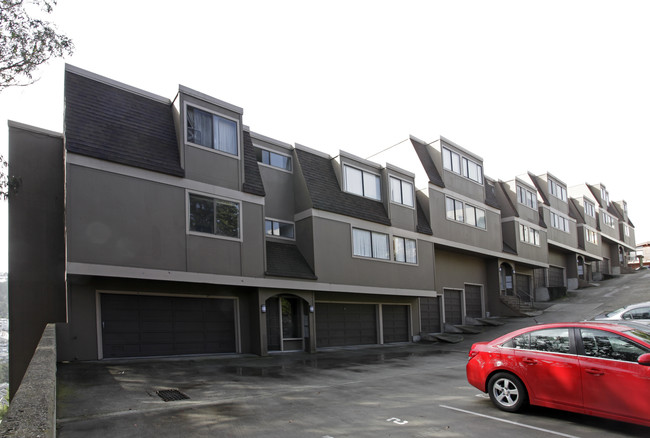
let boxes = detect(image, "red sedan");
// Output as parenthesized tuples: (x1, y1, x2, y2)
(466, 321, 650, 427)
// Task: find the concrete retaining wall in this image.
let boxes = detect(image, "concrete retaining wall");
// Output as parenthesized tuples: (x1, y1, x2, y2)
(0, 324, 57, 437)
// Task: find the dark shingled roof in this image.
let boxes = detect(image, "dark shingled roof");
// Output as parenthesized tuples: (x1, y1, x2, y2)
(295, 148, 391, 226)
(527, 172, 550, 206)
(485, 179, 501, 210)
(266, 241, 317, 280)
(65, 69, 184, 177)
(410, 138, 445, 187)
(242, 130, 265, 196)
(416, 199, 433, 235)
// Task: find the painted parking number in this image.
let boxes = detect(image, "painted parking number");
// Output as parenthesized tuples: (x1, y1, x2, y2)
(387, 417, 408, 425)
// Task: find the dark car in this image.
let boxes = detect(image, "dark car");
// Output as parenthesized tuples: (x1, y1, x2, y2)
(466, 321, 650, 427)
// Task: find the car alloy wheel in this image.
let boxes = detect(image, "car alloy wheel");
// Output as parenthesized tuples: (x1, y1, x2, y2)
(487, 372, 528, 412)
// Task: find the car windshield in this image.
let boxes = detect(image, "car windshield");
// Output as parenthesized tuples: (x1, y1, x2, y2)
(605, 307, 625, 317)
(624, 327, 650, 344)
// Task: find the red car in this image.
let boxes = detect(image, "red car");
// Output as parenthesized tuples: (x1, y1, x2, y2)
(466, 321, 650, 427)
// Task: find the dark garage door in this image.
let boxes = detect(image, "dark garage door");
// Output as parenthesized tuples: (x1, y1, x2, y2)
(101, 294, 236, 358)
(316, 303, 377, 348)
(444, 289, 463, 325)
(465, 285, 483, 318)
(382, 305, 409, 343)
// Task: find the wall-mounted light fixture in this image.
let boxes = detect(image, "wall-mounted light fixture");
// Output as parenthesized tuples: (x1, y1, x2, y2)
(309, 305, 314, 313)
(261, 304, 267, 313)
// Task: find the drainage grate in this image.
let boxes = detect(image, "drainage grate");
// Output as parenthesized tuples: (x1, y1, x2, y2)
(156, 389, 190, 402)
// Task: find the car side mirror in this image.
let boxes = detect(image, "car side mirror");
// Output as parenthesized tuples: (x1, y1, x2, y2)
(638, 353, 650, 366)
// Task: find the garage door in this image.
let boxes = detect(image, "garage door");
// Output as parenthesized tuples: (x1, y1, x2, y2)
(382, 305, 409, 343)
(465, 285, 483, 318)
(420, 297, 441, 333)
(101, 294, 236, 358)
(316, 303, 377, 348)
(444, 289, 463, 325)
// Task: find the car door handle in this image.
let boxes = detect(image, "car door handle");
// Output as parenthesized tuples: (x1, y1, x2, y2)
(585, 368, 604, 376)
(522, 358, 538, 365)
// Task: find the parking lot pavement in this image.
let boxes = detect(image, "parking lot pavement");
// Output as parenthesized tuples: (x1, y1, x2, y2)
(56, 272, 650, 437)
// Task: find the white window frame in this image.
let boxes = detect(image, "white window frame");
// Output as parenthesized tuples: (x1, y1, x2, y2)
(344, 164, 381, 201)
(352, 228, 390, 260)
(601, 187, 610, 205)
(389, 176, 414, 208)
(446, 196, 486, 230)
(187, 192, 242, 241)
(265, 218, 295, 240)
(585, 200, 596, 218)
(625, 224, 630, 237)
(586, 228, 598, 245)
(519, 223, 540, 246)
(256, 147, 292, 172)
(185, 103, 240, 158)
(550, 212, 570, 233)
(548, 179, 567, 202)
(442, 146, 483, 185)
(517, 186, 537, 209)
(603, 212, 616, 228)
(393, 236, 417, 264)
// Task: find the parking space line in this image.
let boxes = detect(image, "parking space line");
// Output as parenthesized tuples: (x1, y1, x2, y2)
(439, 405, 580, 438)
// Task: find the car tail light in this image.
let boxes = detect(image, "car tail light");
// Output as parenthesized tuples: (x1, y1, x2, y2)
(468, 348, 479, 361)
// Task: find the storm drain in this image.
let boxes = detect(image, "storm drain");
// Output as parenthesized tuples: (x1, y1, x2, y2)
(156, 389, 190, 402)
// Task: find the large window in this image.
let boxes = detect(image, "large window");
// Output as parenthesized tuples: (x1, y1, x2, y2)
(189, 194, 240, 238)
(601, 187, 610, 205)
(256, 148, 292, 171)
(519, 224, 540, 246)
(603, 213, 615, 228)
(344, 165, 381, 200)
(585, 200, 596, 218)
(390, 177, 414, 207)
(586, 228, 598, 245)
(517, 186, 537, 209)
(446, 196, 486, 229)
(265, 219, 295, 239)
(442, 147, 483, 184)
(352, 228, 389, 260)
(186, 106, 238, 156)
(550, 212, 570, 233)
(548, 178, 567, 202)
(393, 236, 417, 264)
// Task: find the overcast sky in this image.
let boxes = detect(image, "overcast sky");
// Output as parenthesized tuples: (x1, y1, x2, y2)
(2, 0, 650, 271)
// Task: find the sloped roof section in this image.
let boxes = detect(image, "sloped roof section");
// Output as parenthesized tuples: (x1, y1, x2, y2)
(295, 148, 391, 226)
(416, 199, 433, 235)
(242, 130, 266, 196)
(410, 138, 445, 187)
(485, 179, 501, 210)
(266, 241, 317, 280)
(65, 69, 184, 177)
(527, 172, 550, 206)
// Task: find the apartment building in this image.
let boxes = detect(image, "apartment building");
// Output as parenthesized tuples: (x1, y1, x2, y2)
(7, 65, 636, 395)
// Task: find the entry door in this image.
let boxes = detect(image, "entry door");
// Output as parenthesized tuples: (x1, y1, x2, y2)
(266, 296, 306, 352)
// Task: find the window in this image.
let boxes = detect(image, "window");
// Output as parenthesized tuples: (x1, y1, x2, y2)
(390, 177, 414, 207)
(256, 148, 292, 171)
(580, 329, 648, 362)
(585, 200, 596, 218)
(586, 229, 598, 245)
(548, 178, 567, 202)
(622, 307, 650, 320)
(442, 147, 482, 184)
(551, 212, 570, 232)
(393, 236, 417, 264)
(265, 219, 295, 239)
(625, 224, 631, 237)
(517, 186, 537, 209)
(446, 197, 486, 229)
(519, 224, 540, 246)
(352, 228, 389, 260)
(466, 204, 486, 229)
(503, 328, 570, 354)
(186, 106, 238, 155)
(189, 194, 240, 238)
(603, 213, 615, 228)
(446, 197, 464, 222)
(344, 165, 381, 200)
(601, 187, 610, 205)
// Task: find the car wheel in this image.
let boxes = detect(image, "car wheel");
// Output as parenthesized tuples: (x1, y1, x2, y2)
(487, 372, 528, 413)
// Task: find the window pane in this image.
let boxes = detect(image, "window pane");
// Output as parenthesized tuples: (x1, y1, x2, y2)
(364, 172, 381, 200)
(353, 228, 372, 257)
(446, 197, 455, 220)
(372, 232, 389, 259)
(394, 237, 405, 262)
(466, 205, 477, 226)
(390, 177, 402, 204)
(261, 150, 271, 165)
(476, 208, 486, 229)
(265, 219, 274, 235)
(405, 239, 417, 263)
(215, 117, 238, 155)
(270, 152, 291, 170)
(451, 152, 460, 173)
(189, 194, 214, 234)
(402, 181, 414, 207)
(442, 148, 452, 170)
(529, 328, 570, 353)
(581, 329, 648, 362)
(278, 222, 295, 238)
(214, 200, 240, 238)
(345, 166, 363, 196)
(455, 200, 464, 222)
(187, 107, 213, 148)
